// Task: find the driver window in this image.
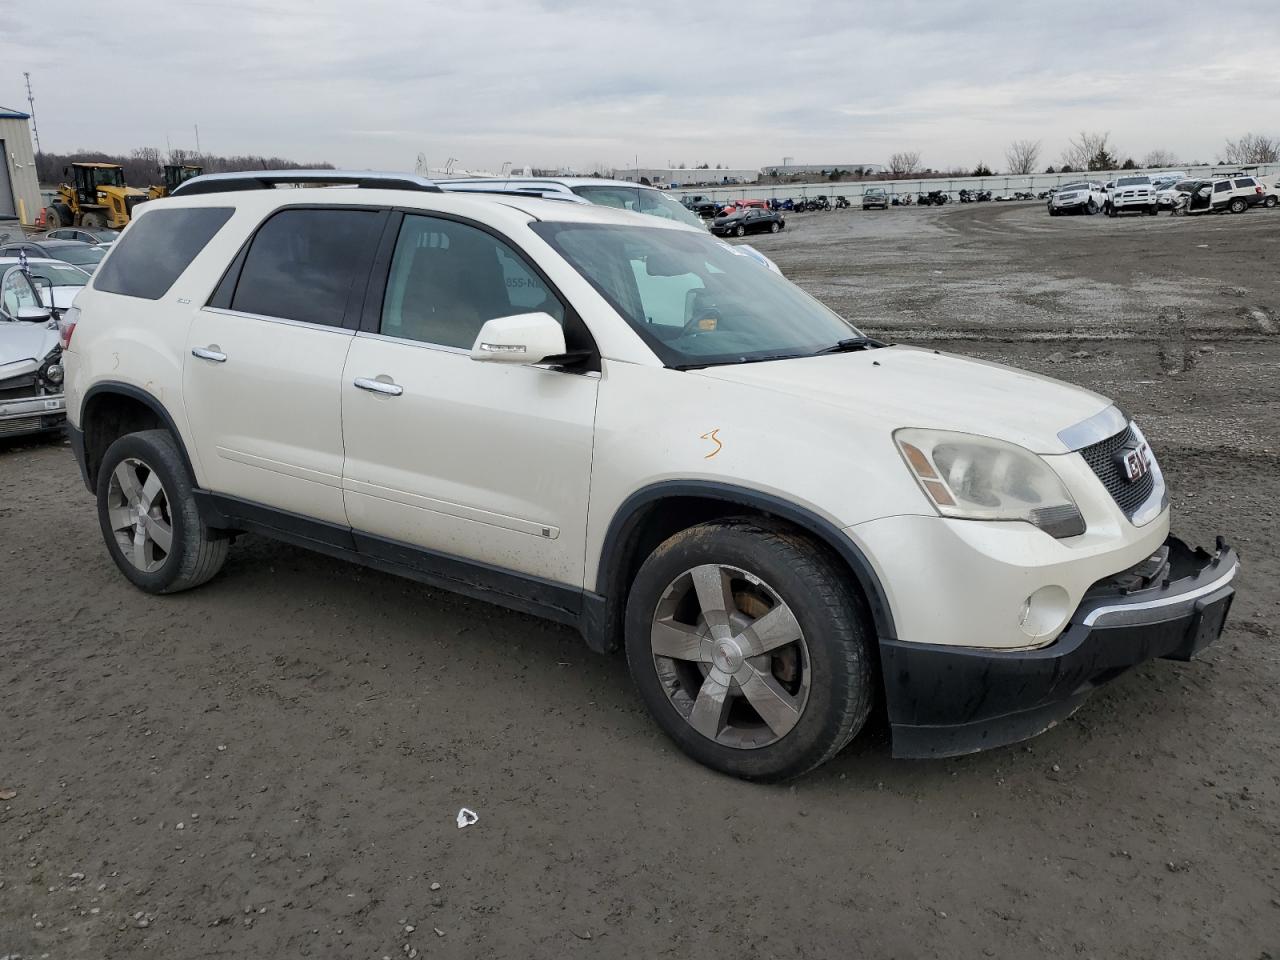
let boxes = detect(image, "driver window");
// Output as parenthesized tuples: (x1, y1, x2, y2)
(1, 270, 40, 319)
(380, 215, 565, 349)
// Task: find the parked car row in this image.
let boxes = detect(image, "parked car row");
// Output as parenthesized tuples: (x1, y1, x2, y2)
(1046, 173, 1276, 217)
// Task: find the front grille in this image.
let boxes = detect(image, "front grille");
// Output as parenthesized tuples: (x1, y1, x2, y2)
(0, 415, 42, 435)
(0, 373, 38, 402)
(1079, 425, 1156, 517)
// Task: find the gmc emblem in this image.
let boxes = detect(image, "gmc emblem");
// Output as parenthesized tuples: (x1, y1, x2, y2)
(1119, 442, 1152, 482)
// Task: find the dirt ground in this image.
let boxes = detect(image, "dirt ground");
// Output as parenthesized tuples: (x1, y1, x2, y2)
(2, 201, 1277, 959)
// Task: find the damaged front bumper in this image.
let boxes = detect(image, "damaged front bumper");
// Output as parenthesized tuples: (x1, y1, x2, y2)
(880, 536, 1239, 759)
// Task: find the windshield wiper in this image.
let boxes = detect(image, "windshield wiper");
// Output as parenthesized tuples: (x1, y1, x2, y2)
(812, 336, 883, 355)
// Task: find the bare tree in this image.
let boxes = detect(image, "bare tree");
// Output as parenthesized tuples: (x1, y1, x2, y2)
(1142, 148, 1178, 168)
(1220, 133, 1279, 165)
(1060, 131, 1115, 172)
(888, 150, 922, 177)
(1004, 139, 1041, 175)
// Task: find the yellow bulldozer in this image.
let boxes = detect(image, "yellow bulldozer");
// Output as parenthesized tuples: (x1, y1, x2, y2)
(148, 164, 204, 200)
(47, 162, 148, 230)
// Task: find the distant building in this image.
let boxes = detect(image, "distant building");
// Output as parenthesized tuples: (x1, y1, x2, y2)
(763, 161, 885, 177)
(612, 167, 760, 187)
(0, 105, 41, 225)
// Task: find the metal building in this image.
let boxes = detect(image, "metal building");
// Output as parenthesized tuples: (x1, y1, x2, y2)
(0, 105, 41, 224)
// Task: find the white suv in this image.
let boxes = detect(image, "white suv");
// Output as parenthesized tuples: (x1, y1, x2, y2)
(1105, 175, 1158, 216)
(1048, 181, 1106, 216)
(62, 171, 1239, 780)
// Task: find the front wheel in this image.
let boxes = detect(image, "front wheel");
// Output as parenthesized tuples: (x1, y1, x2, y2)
(80, 211, 106, 229)
(1086, 200, 1098, 215)
(625, 519, 874, 781)
(96, 430, 229, 594)
(769, 221, 780, 233)
(1107, 204, 1117, 217)
(734, 224, 745, 237)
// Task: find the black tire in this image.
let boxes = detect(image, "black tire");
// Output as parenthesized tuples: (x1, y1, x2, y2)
(45, 204, 65, 229)
(625, 518, 874, 781)
(734, 224, 745, 237)
(1049, 208, 1059, 216)
(769, 221, 780, 233)
(1086, 200, 1098, 215)
(96, 429, 228, 594)
(80, 210, 106, 229)
(1147, 204, 1158, 216)
(1229, 198, 1247, 214)
(1107, 204, 1117, 218)
(1264, 196, 1277, 208)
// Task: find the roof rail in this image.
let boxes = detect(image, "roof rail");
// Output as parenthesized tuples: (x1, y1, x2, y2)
(171, 170, 442, 197)
(438, 183, 589, 204)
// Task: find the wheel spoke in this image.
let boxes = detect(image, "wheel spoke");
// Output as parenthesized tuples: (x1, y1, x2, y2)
(132, 526, 149, 570)
(144, 514, 172, 554)
(735, 601, 801, 657)
(690, 564, 735, 639)
(140, 471, 163, 509)
(739, 664, 802, 739)
(687, 667, 733, 741)
(114, 461, 142, 502)
(651, 617, 708, 661)
(108, 504, 135, 533)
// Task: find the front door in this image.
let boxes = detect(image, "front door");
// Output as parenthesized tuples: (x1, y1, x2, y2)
(182, 206, 384, 526)
(340, 212, 598, 587)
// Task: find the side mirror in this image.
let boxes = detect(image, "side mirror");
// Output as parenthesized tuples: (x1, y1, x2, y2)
(16, 305, 53, 322)
(470, 312, 566, 364)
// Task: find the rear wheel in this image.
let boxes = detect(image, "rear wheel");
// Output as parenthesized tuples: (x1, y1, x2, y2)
(1147, 204, 1158, 215)
(45, 204, 65, 228)
(80, 210, 106, 229)
(96, 430, 229, 594)
(1229, 197, 1248, 214)
(1264, 196, 1277, 208)
(625, 519, 874, 781)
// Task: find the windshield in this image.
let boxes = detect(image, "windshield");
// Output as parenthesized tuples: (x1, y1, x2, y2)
(1174, 181, 1195, 191)
(866, 188, 885, 196)
(15, 262, 90, 286)
(92, 167, 125, 188)
(1116, 177, 1150, 186)
(533, 222, 862, 368)
(1060, 182, 1087, 191)
(57, 246, 106, 267)
(572, 185, 706, 229)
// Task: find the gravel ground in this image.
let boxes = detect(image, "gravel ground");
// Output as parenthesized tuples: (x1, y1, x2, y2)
(2, 201, 1277, 959)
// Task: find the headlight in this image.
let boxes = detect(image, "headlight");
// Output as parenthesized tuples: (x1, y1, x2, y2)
(39, 348, 64, 388)
(895, 428, 1085, 538)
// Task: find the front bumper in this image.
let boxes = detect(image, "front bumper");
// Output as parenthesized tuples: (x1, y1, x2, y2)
(881, 536, 1238, 759)
(0, 393, 66, 438)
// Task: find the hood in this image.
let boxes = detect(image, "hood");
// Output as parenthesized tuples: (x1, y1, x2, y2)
(44, 286, 81, 311)
(0, 320, 60, 367)
(690, 345, 1112, 454)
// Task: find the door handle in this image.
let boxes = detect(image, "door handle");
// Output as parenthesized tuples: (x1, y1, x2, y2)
(353, 377, 403, 397)
(191, 346, 227, 363)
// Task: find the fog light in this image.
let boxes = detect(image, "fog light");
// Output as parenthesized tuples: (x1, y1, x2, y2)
(1018, 585, 1071, 641)
(44, 363, 64, 384)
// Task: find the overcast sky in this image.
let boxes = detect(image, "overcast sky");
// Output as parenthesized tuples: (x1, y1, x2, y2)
(3, 0, 1277, 173)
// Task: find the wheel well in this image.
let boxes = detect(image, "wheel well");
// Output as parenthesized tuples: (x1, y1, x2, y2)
(81, 391, 165, 489)
(592, 490, 893, 653)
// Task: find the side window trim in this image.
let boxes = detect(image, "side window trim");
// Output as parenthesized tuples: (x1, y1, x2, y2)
(210, 204, 387, 331)
(361, 207, 600, 371)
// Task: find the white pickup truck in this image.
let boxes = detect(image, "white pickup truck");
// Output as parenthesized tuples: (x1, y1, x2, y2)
(1105, 176, 1158, 217)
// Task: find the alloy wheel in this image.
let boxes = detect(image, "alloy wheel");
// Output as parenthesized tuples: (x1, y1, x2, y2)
(106, 458, 174, 573)
(650, 564, 811, 749)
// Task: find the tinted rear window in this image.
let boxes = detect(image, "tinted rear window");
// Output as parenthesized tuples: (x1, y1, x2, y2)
(94, 207, 233, 299)
(230, 208, 382, 327)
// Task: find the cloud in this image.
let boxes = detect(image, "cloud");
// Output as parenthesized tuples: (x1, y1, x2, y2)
(2, 0, 1277, 171)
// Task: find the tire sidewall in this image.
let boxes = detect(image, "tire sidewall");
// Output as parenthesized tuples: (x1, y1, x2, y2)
(624, 523, 870, 781)
(96, 431, 196, 593)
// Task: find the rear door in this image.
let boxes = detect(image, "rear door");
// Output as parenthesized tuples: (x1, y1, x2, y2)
(339, 211, 598, 587)
(182, 206, 384, 527)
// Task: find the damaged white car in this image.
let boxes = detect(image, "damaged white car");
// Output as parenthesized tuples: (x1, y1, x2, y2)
(0, 266, 67, 439)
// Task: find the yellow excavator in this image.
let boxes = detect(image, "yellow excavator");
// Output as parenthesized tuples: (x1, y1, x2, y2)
(148, 164, 204, 200)
(47, 162, 148, 230)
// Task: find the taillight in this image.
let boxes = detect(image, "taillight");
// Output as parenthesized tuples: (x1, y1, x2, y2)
(58, 304, 79, 350)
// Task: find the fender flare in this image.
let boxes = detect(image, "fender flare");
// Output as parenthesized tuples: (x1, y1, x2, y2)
(79, 381, 199, 488)
(592, 480, 897, 648)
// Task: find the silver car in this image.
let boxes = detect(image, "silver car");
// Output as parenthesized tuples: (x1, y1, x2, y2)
(0, 266, 66, 440)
